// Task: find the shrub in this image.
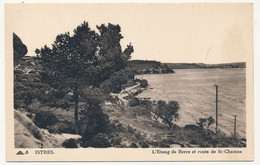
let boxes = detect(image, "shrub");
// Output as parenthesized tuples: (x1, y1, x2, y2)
(134, 78, 141, 83)
(141, 99, 152, 107)
(190, 139, 198, 145)
(62, 138, 78, 148)
(196, 116, 215, 130)
(139, 141, 150, 148)
(48, 121, 77, 134)
(140, 79, 148, 88)
(85, 133, 111, 148)
(153, 100, 180, 128)
(130, 99, 153, 116)
(184, 124, 200, 131)
(140, 99, 152, 116)
(110, 136, 122, 146)
(129, 143, 138, 148)
(129, 97, 141, 107)
(206, 116, 215, 129)
(34, 111, 58, 129)
(82, 109, 110, 142)
(197, 118, 207, 130)
(130, 106, 150, 117)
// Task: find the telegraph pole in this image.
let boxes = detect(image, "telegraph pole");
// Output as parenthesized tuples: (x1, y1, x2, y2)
(214, 85, 218, 133)
(233, 115, 237, 137)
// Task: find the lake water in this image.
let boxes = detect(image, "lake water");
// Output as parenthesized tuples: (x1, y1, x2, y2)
(136, 68, 246, 137)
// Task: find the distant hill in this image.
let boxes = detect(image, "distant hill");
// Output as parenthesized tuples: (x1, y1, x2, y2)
(127, 60, 245, 74)
(163, 62, 246, 69)
(127, 60, 161, 71)
(127, 60, 174, 74)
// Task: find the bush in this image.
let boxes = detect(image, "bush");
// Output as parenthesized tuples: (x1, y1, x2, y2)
(139, 141, 150, 148)
(48, 121, 77, 134)
(190, 139, 198, 145)
(140, 99, 153, 115)
(82, 109, 110, 141)
(153, 100, 180, 128)
(141, 99, 152, 107)
(131, 99, 153, 116)
(140, 79, 148, 88)
(184, 124, 200, 131)
(85, 133, 111, 148)
(196, 116, 215, 130)
(129, 143, 138, 148)
(134, 78, 141, 83)
(34, 111, 58, 129)
(129, 97, 140, 107)
(110, 136, 122, 147)
(62, 138, 78, 148)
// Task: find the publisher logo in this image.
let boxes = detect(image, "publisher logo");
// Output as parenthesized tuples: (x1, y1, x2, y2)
(16, 150, 28, 155)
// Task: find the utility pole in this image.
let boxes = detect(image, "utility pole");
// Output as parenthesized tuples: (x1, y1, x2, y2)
(214, 85, 218, 133)
(233, 115, 237, 137)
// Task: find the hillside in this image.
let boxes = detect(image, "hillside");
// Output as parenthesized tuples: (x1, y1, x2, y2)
(126, 60, 245, 74)
(164, 62, 246, 69)
(127, 60, 161, 70)
(127, 60, 174, 74)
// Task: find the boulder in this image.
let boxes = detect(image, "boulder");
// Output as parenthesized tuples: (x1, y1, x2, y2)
(14, 109, 82, 148)
(13, 33, 28, 66)
(14, 110, 44, 148)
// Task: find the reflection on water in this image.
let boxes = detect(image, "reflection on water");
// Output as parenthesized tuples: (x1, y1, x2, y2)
(136, 68, 246, 137)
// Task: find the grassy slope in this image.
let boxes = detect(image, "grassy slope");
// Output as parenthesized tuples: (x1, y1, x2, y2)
(103, 103, 181, 147)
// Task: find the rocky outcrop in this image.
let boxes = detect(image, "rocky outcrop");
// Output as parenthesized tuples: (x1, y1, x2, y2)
(14, 110, 81, 148)
(13, 33, 28, 66)
(14, 109, 48, 148)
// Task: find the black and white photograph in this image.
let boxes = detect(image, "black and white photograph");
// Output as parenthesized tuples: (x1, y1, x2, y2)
(5, 2, 254, 161)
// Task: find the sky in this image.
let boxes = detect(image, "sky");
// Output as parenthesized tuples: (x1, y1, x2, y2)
(6, 3, 253, 63)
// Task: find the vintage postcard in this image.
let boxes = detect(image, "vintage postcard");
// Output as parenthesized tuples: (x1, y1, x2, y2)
(5, 3, 254, 161)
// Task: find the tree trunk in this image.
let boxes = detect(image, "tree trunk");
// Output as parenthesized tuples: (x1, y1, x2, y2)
(74, 87, 80, 134)
(167, 121, 173, 129)
(161, 116, 172, 129)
